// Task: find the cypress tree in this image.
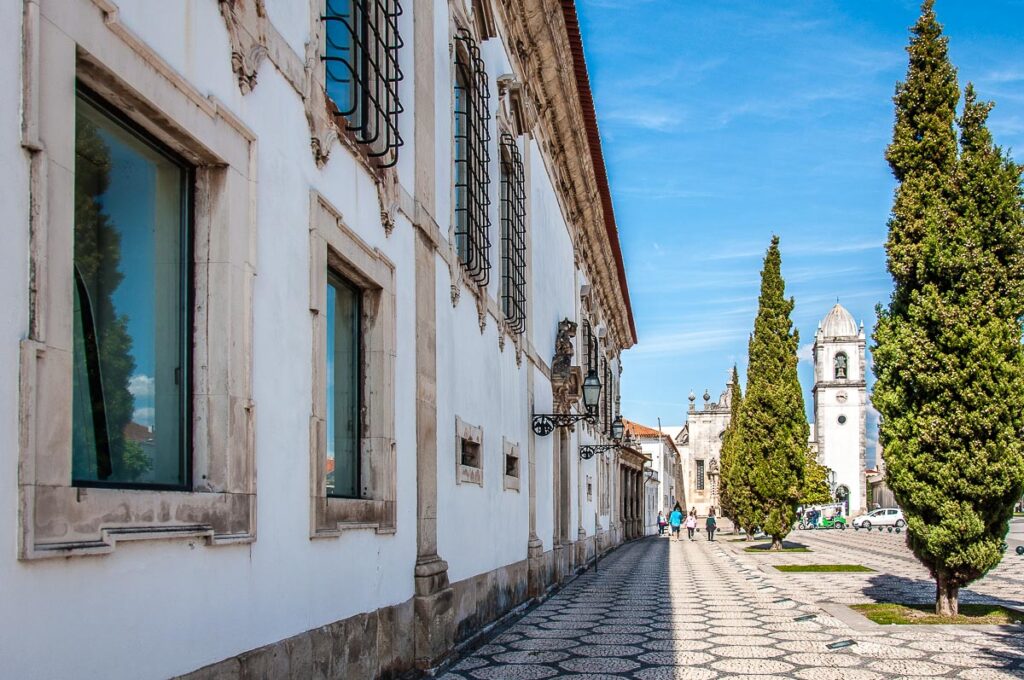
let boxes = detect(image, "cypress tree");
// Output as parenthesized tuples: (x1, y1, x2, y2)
(718, 366, 743, 524)
(873, 0, 1024, 615)
(743, 236, 808, 550)
(800, 449, 832, 507)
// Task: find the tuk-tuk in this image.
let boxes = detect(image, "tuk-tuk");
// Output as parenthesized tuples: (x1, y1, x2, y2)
(798, 503, 847, 530)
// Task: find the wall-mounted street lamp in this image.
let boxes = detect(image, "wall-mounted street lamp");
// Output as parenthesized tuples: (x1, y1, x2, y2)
(532, 370, 603, 436)
(578, 417, 625, 459)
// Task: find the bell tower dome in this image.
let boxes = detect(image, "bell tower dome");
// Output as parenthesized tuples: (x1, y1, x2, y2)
(811, 303, 867, 515)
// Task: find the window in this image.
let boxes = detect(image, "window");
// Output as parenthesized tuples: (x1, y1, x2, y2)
(838, 414, 847, 425)
(696, 460, 705, 491)
(834, 351, 848, 380)
(19, 12, 257, 559)
(326, 271, 361, 498)
(455, 417, 484, 486)
(603, 357, 613, 435)
(323, 0, 404, 166)
(499, 133, 526, 332)
(504, 452, 519, 478)
(72, 88, 193, 490)
(503, 438, 520, 491)
(461, 439, 481, 467)
(310, 193, 397, 537)
(453, 30, 491, 285)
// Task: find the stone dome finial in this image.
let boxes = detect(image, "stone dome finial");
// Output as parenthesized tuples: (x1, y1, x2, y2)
(820, 303, 858, 337)
(703, 389, 711, 402)
(688, 391, 696, 403)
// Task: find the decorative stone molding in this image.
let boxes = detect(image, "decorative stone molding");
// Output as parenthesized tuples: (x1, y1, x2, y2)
(218, 0, 269, 94)
(550, 319, 582, 413)
(492, 0, 634, 352)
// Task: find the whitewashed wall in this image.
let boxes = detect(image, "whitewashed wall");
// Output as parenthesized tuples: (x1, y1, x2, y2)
(0, 0, 629, 677)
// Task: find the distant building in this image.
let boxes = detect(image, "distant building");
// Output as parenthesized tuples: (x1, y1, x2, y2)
(675, 381, 734, 516)
(810, 303, 868, 515)
(624, 419, 685, 531)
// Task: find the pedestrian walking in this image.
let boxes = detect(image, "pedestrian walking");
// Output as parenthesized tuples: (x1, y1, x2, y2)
(706, 511, 717, 541)
(685, 512, 697, 541)
(669, 507, 683, 540)
(657, 511, 667, 536)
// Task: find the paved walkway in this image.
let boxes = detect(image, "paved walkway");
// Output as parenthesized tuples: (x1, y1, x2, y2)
(439, 531, 1024, 679)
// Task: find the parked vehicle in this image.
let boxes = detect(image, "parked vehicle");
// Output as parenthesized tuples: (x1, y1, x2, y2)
(852, 507, 905, 529)
(798, 503, 847, 530)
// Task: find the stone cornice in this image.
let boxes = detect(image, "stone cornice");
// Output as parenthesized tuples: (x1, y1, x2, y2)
(497, 0, 636, 351)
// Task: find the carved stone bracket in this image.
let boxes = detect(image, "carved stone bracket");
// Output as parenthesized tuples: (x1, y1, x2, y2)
(219, 0, 269, 95)
(550, 318, 581, 413)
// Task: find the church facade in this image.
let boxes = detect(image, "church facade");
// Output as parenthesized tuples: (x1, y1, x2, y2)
(809, 303, 868, 515)
(674, 383, 733, 516)
(662, 303, 868, 521)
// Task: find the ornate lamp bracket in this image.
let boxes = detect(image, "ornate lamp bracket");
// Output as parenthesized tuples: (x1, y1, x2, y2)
(578, 443, 620, 460)
(532, 412, 594, 437)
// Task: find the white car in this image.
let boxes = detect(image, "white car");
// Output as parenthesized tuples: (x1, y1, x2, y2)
(853, 508, 905, 529)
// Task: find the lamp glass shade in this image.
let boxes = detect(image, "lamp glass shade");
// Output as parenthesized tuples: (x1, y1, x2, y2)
(582, 370, 602, 410)
(611, 416, 624, 440)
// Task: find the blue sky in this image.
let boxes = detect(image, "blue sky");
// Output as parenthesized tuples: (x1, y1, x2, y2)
(577, 0, 1024, 463)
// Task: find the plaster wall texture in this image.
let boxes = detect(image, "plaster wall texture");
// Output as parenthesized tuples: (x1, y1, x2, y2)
(1, 0, 633, 677)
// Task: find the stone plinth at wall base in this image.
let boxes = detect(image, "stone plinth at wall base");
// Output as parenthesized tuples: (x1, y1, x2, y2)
(414, 556, 455, 669)
(414, 587, 455, 669)
(175, 599, 416, 680)
(175, 540, 622, 680)
(451, 559, 529, 643)
(526, 537, 547, 598)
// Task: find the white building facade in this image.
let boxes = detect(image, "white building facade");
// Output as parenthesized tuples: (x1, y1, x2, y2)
(810, 303, 868, 516)
(624, 419, 685, 533)
(675, 384, 733, 516)
(0, 1, 636, 678)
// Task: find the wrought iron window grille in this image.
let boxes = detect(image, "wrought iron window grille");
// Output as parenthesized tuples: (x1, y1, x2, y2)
(323, 0, 404, 168)
(499, 132, 526, 333)
(453, 29, 492, 286)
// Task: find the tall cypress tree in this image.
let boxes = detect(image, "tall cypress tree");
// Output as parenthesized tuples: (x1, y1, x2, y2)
(718, 366, 743, 524)
(873, 0, 1024, 615)
(800, 449, 832, 508)
(743, 236, 808, 550)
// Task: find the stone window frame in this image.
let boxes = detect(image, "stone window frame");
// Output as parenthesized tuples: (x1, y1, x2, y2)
(455, 416, 484, 486)
(309, 192, 397, 537)
(502, 437, 520, 492)
(18, 0, 257, 559)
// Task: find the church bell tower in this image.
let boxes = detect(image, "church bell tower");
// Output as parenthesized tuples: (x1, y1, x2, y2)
(811, 303, 867, 515)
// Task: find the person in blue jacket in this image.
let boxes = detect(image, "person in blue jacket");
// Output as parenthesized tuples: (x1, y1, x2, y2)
(669, 505, 684, 541)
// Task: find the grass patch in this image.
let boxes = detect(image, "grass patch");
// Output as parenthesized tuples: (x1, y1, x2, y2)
(851, 603, 1024, 625)
(743, 541, 811, 553)
(774, 564, 874, 573)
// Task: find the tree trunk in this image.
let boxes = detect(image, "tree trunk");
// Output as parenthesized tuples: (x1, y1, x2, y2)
(770, 536, 783, 551)
(935, 571, 959, 617)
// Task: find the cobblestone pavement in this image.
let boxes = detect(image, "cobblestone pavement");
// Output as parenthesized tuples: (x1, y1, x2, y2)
(439, 531, 1024, 679)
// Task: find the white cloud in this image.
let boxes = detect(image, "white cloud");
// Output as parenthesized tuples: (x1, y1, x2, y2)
(133, 407, 155, 428)
(797, 342, 814, 364)
(128, 374, 155, 399)
(602, 108, 684, 132)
